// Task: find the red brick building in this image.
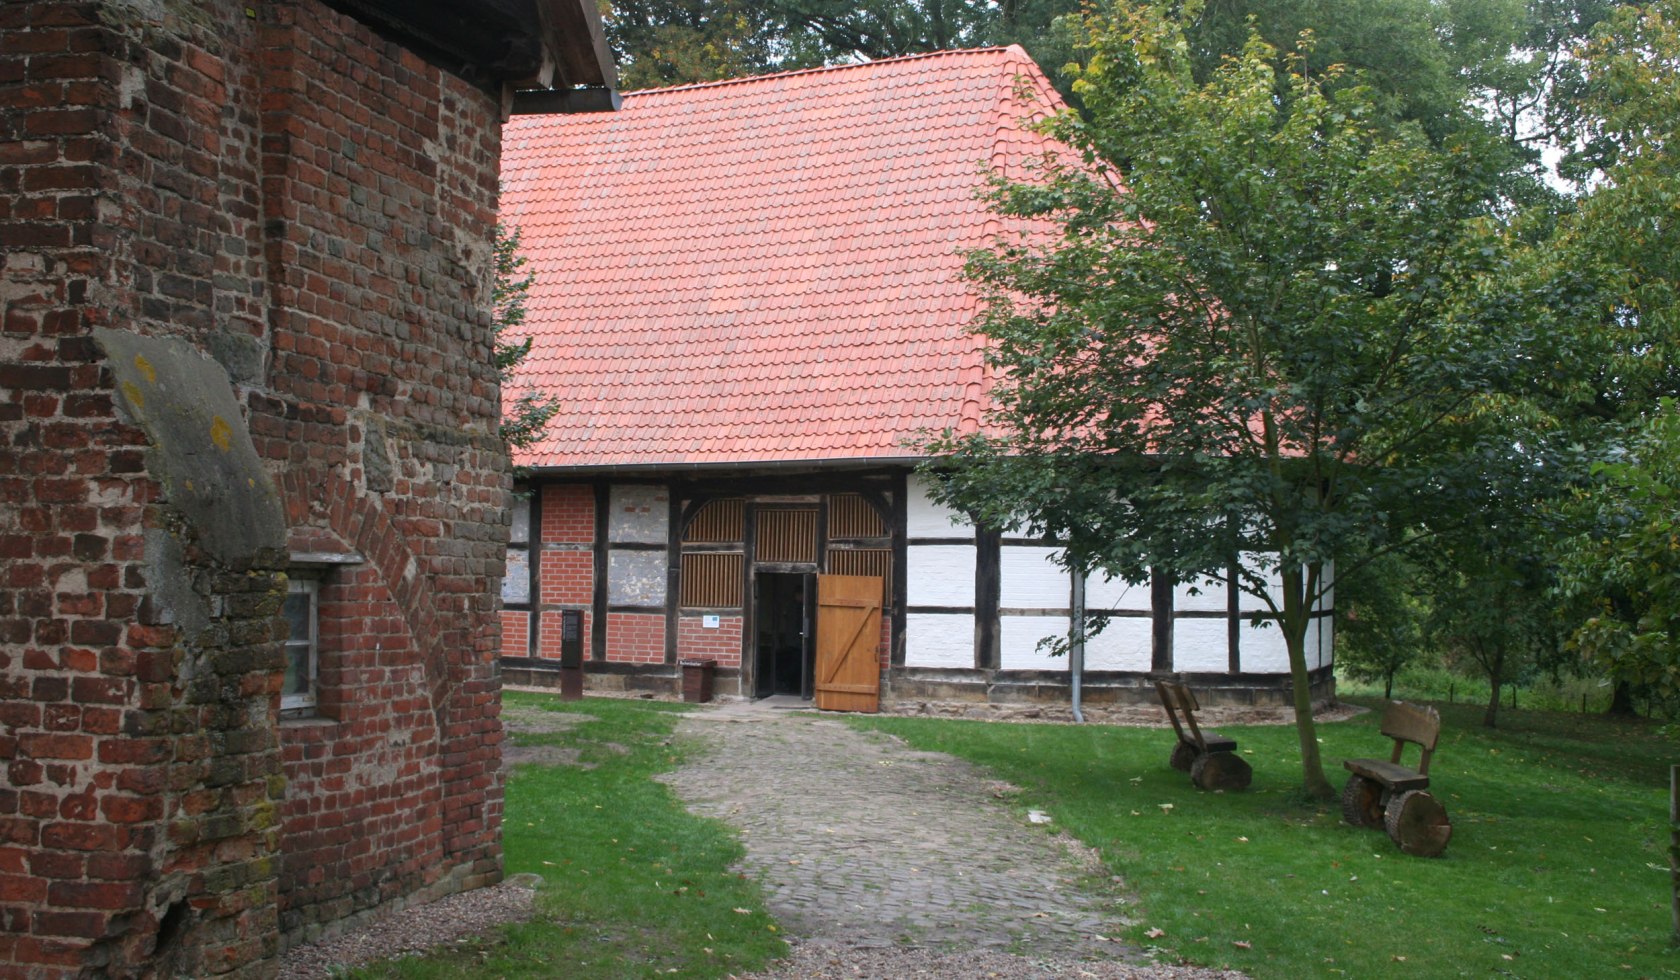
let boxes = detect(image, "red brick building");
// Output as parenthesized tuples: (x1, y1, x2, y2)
(0, 1, 614, 974)
(497, 51, 1336, 711)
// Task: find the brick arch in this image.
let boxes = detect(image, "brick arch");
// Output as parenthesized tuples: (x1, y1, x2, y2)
(277, 469, 455, 722)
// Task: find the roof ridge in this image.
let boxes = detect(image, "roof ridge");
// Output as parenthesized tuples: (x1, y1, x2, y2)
(620, 45, 1025, 98)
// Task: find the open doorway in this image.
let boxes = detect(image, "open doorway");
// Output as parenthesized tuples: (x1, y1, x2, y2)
(753, 572, 812, 699)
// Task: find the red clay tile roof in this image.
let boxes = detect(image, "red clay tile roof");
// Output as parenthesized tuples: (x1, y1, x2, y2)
(500, 46, 1069, 469)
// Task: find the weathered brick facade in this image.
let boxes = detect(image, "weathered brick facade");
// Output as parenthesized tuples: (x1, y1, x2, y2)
(1, 0, 613, 974)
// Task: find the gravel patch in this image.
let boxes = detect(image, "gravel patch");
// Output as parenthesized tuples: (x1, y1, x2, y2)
(732, 940, 1247, 979)
(278, 876, 540, 978)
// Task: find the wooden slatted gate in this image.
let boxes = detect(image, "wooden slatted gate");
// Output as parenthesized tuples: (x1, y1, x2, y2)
(813, 574, 882, 713)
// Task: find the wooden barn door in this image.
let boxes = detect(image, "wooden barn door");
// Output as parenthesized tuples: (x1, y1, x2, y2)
(813, 574, 882, 713)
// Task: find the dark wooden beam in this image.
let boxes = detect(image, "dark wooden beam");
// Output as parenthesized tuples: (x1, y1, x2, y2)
(1151, 569, 1174, 672)
(975, 526, 1001, 671)
(510, 86, 622, 115)
(591, 481, 609, 661)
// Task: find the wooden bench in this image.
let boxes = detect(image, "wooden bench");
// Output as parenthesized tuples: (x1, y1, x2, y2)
(1154, 678, 1251, 791)
(1342, 701, 1452, 856)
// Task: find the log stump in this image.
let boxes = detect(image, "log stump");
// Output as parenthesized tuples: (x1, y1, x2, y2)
(1190, 751, 1252, 792)
(1384, 789, 1452, 857)
(1169, 740, 1197, 773)
(1341, 774, 1385, 828)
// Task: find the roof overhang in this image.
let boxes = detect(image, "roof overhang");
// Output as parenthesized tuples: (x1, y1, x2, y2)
(516, 455, 929, 480)
(324, 0, 618, 110)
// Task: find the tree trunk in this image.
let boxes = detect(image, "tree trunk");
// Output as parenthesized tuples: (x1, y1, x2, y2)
(1383, 670, 1394, 701)
(1608, 679, 1637, 717)
(1483, 641, 1504, 729)
(1281, 565, 1334, 800)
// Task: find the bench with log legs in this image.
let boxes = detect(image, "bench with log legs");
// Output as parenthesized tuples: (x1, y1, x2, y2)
(1154, 678, 1252, 791)
(1341, 701, 1452, 857)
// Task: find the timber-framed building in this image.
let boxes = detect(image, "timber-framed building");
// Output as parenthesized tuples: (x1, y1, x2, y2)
(497, 49, 1335, 710)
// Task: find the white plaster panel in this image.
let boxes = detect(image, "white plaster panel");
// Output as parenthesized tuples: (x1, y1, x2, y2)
(1173, 573, 1229, 613)
(1001, 615, 1071, 671)
(905, 613, 975, 668)
(1083, 617, 1151, 671)
(1236, 621, 1291, 673)
(608, 550, 667, 606)
(907, 544, 976, 607)
(1172, 619, 1232, 672)
(1237, 551, 1284, 594)
(1000, 546, 1070, 609)
(1084, 572, 1146, 613)
(906, 474, 972, 538)
(1314, 616, 1336, 670)
(608, 485, 669, 543)
(502, 549, 530, 604)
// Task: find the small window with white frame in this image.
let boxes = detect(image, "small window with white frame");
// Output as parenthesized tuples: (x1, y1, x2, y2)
(282, 577, 319, 713)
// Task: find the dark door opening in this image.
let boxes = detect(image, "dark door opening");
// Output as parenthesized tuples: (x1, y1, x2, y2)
(754, 572, 812, 699)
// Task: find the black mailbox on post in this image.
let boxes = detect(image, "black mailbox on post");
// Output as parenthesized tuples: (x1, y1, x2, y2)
(559, 609, 583, 700)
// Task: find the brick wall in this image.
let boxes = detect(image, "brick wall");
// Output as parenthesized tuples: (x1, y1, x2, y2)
(1, 0, 518, 973)
(541, 484, 593, 543)
(605, 613, 665, 664)
(258, 0, 507, 944)
(676, 614, 743, 668)
(539, 550, 593, 607)
(500, 610, 530, 658)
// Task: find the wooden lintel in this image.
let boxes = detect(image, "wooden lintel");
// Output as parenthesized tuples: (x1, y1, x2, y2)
(510, 86, 622, 115)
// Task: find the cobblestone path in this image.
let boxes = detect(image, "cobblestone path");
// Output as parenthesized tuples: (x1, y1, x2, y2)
(657, 706, 1143, 961)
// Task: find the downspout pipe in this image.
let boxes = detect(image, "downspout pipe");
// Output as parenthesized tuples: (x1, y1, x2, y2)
(1070, 569, 1086, 723)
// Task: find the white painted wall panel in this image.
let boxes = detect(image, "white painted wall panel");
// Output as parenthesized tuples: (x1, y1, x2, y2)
(1237, 622, 1291, 673)
(1083, 616, 1151, 671)
(907, 545, 976, 607)
(1174, 573, 1229, 613)
(1000, 546, 1070, 609)
(1084, 572, 1146, 613)
(608, 485, 669, 543)
(1173, 619, 1231, 672)
(1315, 616, 1336, 670)
(906, 474, 971, 538)
(1001, 615, 1071, 671)
(905, 613, 975, 668)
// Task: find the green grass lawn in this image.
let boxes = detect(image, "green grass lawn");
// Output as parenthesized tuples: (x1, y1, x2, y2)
(347, 694, 785, 979)
(851, 699, 1680, 978)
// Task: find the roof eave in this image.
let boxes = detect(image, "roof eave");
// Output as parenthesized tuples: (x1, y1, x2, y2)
(516, 454, 930, 479)
(324, 0, 618, 107)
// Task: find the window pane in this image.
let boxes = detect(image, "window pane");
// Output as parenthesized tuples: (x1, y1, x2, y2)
(284, 642, 311, 696)
(283, 582, 316, 708)
(510, 495, 531, 545)
(283, 590, 311, 642)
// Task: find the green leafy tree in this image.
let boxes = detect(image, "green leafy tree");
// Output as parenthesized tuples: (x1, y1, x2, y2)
(1334, 552, 1430, 701)
(1544, 1, 1680, 711)
(1426, 526, 1561, 728)
(1552, 0, 1680, 418)
(494, 224, 559, 452)
(605, 0, 793, 89)
(1557, 404, 1680, 702)
(924, 2, 1527, 799)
